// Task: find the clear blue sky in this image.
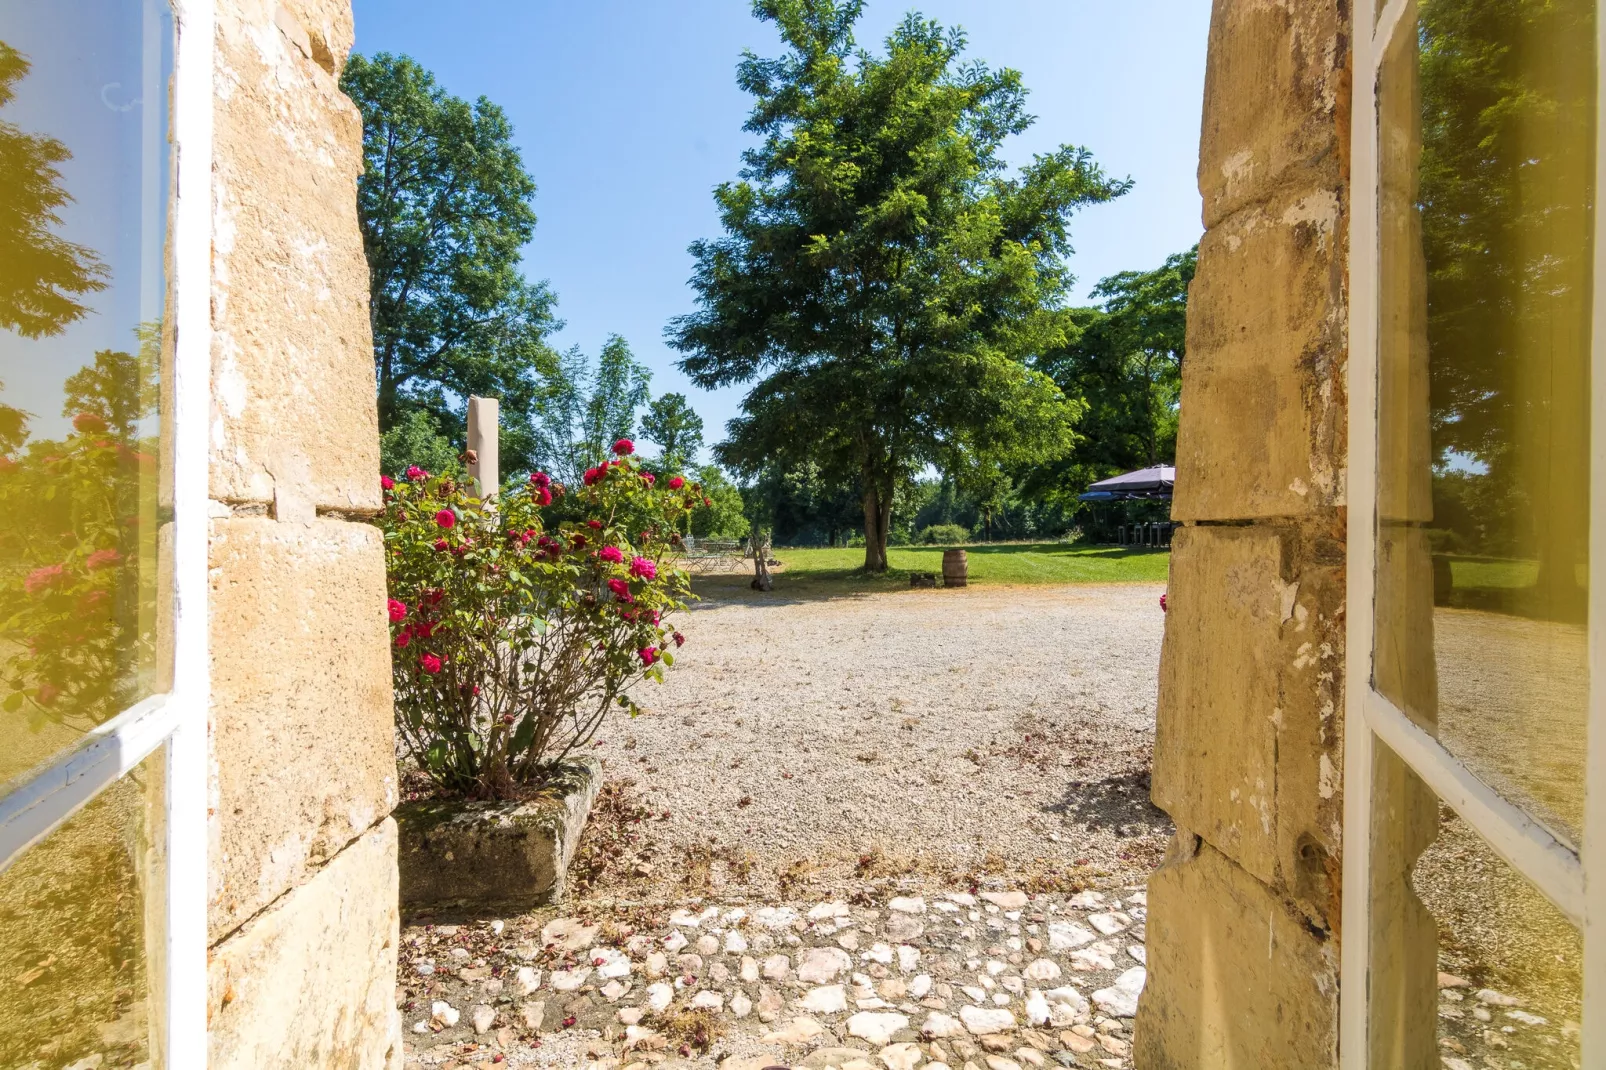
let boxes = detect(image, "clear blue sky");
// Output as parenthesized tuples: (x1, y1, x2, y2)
(349, 1, 1210, 461)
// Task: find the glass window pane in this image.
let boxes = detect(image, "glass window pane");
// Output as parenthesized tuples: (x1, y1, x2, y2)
(0, 748, 166, 1068)
(0, 1, 174, 791)
(1374, 0, 1595, 847)
(1367, 740, 1580, 1069)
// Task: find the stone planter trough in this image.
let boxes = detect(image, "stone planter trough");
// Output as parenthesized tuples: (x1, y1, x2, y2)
(395, 758, 600, 912)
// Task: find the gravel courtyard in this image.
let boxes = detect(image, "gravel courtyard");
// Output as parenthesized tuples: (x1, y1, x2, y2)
(582, 580, 1173, 900)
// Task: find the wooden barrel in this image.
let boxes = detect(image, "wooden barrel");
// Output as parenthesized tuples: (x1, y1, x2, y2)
(942, 549, 968, 588)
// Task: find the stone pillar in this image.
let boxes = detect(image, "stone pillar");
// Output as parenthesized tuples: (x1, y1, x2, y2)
(205, 2, 399, 1067)
(1135, 1, 1350, 1065)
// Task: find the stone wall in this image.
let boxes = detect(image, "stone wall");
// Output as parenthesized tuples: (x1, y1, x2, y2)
(1135, 0, 1351, 1065)
(206, 2, 399, 1067)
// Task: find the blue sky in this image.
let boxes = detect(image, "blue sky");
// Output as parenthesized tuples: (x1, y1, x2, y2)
(349, 1, 1211, 460)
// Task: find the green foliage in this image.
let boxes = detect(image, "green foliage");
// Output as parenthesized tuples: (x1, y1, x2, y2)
(379, 449, 693, 800)
(669, 1, 1126, 571)
(0, 42, 107, 339)
(1, 346, 159, 732)
(379, 409, 463, 481)
(916, 522, 970, 545)
(342, 53, 560, 475)
(639, 392, 705, 475)
(740, 460, 862, 546)
(689, 464, 750, 540)
(531, 335, 653, 488)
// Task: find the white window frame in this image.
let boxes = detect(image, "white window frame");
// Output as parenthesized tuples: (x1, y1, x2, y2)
(0, 0, 212, 1063)
(1343, 0, 1606, 1065)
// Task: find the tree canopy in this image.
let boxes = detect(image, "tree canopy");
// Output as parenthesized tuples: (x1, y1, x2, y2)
(668, 0, 1128, 570)
(639, 392, 705, 475)
(342, 52, 559, 475)
(530, 335, 652, 488)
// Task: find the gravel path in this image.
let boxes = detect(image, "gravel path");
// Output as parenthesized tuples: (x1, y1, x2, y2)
(587, 581, 1172, 899)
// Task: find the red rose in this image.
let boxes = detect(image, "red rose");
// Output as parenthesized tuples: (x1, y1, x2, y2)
(587, 519, 602, 530)
(607, 577, 633, 602)
(703, 497, 712, 507)
(381, 475, 395, 490)
(388, 598, 408, 622)
(395, 628, 412, 648)
(612, 438, 634, 456)
(571, 534, 587, 549)
(672, 632, 685, 647)
(583, 467, 602, 486)
(1160, 593, 1168, 612)
(529, 471, 552, 488)
(435, 509, 456, 529)
(638, 647, 658, 666)
(406, 465, 428, 481)
(668, 476, 685, 490)
(536, 486, 553, 506)
(434, 538, 450, 552)
(419, 653, 442, 674)
(641, 472, 655, 485)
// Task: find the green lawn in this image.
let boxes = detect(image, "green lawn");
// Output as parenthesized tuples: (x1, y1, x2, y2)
(704, 542, 1170, 596)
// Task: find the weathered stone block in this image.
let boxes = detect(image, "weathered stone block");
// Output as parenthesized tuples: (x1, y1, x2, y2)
(209, 517, 395, 939)
(212, 0, 380, 512)
(1133, 837, 1337, 1069)
(1198, 0, 1348, 229)
(1152, 524, 1343, 919)
(1173, 183, 1347, 521)
(210, 818, 400, 1070)
(396, 760, 600, 911)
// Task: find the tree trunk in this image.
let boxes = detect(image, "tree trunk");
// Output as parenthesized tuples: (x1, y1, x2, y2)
(862, 485, 889, 572)
(751, 530, 773, 591)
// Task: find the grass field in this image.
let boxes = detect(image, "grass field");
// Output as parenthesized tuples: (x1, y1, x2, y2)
(697, 542, 1171, 596)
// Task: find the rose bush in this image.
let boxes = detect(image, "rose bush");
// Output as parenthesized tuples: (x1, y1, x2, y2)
(380, 441, 696, 799)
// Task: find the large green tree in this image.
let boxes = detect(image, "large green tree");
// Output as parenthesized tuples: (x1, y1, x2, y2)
(668, 0, 1126, 571)
(638, 392, 705, 475)
(342, 53, 559, 475)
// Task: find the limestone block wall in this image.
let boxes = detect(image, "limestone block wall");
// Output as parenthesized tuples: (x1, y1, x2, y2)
(205, 2, 399, 1067)
(1135, 1, 1351, 1066)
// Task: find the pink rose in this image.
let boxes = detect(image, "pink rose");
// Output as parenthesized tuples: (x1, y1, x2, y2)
(629, 556, 657, 580)
(381, 475, 395, 490)
(388, 598, 408, 623)
(406, 465, 428, 481)
(1159, 593, 1168, 612)
(641, 472, 655, 486)
(668, 476, 685, 490)
(435, 509, 456, 529)
(529, 471, 552, 488)
(85, 548, 122, 570)
(599, 546, 624, 564)
(535, 486, 553, 506)
(419, 653, 442, 674)
(24, 564, 64, 595)
(638, 647, 658, 666)
(607, 577, 633, 602)
(395, 629, 412, 648)
(583, 467, 602, 486)
(612, 438, 635, 456)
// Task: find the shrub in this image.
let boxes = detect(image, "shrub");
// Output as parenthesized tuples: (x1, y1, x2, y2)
(379, 441, 694, 799)
(917, 523, 971, 545)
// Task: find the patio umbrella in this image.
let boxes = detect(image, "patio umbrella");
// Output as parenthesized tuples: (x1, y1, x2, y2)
(1078, 465, 1176, 501)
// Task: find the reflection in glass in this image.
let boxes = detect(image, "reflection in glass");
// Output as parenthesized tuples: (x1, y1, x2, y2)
(1369, 743, 1581, 1069)
(0, 2, 173, 790)
(0, 749, 166, 1068)
(1375, 0, 1594, 846)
